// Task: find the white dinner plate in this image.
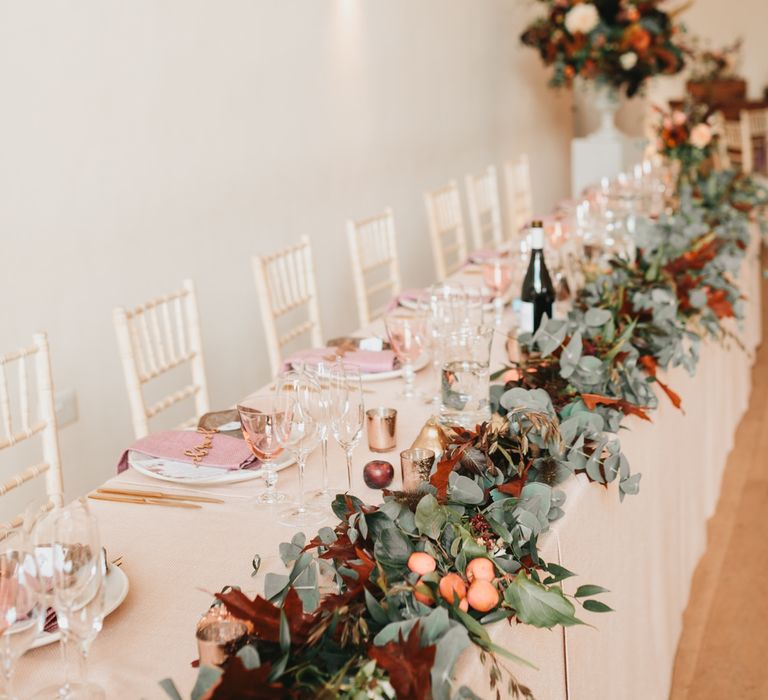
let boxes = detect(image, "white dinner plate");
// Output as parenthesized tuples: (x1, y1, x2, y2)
(397, 293, 510, 313)
(30, 565, 130, 650)
(359, 354, 430, 383)
(128, 451, 295, 485)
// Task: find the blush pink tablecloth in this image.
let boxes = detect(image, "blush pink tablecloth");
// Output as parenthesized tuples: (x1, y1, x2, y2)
(13, 232, 763, 699)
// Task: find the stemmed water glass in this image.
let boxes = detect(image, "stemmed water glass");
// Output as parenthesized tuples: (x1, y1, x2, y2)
(384, 310, 428, 399)
(29, 498, 106, 700)
(274, 372, 324, 527)
(0, 527, 45, 700)
(481, 256, 513, 325)
(328, 365, 365, 492)
(237, 394, 291, 505)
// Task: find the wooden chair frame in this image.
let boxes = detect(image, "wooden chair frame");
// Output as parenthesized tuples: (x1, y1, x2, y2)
(504, 154, 534, 238)
(424, 180, 469, 281)
(0, 332, 63, 530)
(252, 235, 323, 377)
(113, 279, 210, 439)
(465, 165, 504, 251)
(347, 208, 402, 327)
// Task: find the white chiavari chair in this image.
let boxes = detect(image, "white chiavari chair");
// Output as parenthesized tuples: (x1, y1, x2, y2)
(504, 155, 534, 237)
(113, 279, 210, 439)
(710, 111, 732, 170)
(723, 118, 744, 171)
(424, 180, 469, 281)
(347, 208, 402, 327)
(740, 108, 768, 176)
(252, 235, 324, 377)
(0, 333, 63, 531)
(465, 165, 504, 251)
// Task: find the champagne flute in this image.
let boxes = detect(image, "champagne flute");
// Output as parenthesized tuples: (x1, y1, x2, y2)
(328, 365, 365, 492)
(237, 394, 291, 505)
(274, 372, 323, 527)
(481, 256, 513, 325)
(384, 311, 428, 399)
(30, 498, 106, 700)
(300, 360, 341, 500)
(0, 528, 45, 700)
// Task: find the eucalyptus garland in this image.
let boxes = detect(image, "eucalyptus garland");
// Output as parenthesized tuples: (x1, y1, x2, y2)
(162, 162, 766, 699)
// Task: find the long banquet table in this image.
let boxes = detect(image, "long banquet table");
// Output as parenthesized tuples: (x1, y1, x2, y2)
(15, 231, 763, 699)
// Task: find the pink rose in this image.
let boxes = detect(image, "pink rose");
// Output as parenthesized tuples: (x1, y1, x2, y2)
(690, 123, 713, 149)
(672, 111, 687, 126)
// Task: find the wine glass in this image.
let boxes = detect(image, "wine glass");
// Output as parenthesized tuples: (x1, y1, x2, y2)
(300, 360, 341, 500)
(274, 372, 323, 527)
(384, 311, 428, 399)
(481, 256, 513, 325)
(30, 498, 106, 700)
(237, 394, 292, 505)
(0, 527, 45, 700)
(328, 365, 365, 492)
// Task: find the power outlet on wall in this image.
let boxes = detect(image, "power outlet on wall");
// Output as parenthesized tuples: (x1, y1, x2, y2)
(54, 389, 78, 428)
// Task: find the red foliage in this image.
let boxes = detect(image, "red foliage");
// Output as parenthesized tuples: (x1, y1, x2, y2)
(206, 658, 286, 700)
(706, 288, 736, 319)
(580, 393, 652, 422)
(216, 587, 314, 647)
(429, 444, 469, 503)
(638, 356, 683, 411)
(367, 623, 436, 700)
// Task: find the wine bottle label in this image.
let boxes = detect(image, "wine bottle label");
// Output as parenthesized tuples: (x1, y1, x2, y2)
(519, 301, 534, 334)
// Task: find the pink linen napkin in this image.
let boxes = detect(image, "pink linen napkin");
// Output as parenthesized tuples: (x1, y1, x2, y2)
(386, 287, 423, 312)
(284, 347, 397, 374)
(116, 430, 258, 474)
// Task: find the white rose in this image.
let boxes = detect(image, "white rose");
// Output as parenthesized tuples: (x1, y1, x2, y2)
(690, 123, 713, 149)
(565, 3, 600, 35)
(620, 52, 638, 70)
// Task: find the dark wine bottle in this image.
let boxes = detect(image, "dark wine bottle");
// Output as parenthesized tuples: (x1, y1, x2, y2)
(519, 221, 555, 334)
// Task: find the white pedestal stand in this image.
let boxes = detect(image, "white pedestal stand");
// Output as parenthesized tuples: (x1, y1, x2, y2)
(571, 87, 645, 197)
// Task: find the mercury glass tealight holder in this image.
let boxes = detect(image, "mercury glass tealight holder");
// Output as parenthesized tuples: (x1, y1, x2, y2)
(400, 448, 435, 492)
(196, 607, 248, 667)
(366, 407, 397, 453)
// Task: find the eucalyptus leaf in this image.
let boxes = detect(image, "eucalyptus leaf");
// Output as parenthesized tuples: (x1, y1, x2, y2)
(504, 572, 583, 628)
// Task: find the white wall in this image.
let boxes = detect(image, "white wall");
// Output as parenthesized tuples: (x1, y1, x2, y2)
(0, 1, 573, 514)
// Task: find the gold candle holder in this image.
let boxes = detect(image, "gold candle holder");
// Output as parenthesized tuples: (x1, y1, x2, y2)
(196, 607, 248, 667)
(400, 448, 435, 492)
(366, 407, 397, 453)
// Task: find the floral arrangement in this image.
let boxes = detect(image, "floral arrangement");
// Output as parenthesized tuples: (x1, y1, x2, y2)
(520, 0, 687, 97)
(684, 37, 742, 84)
(654, 103, 718, 186)
(160, 132, 767, 700)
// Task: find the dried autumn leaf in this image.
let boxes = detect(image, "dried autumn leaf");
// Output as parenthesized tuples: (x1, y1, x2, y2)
(205, 658, 285, 700)
(368, 623, 436, 700)
(216, 587, 314, 647)
(580, 393, 652, 422)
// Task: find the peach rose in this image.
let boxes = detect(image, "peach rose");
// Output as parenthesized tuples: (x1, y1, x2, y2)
(690, 123, 713, 149)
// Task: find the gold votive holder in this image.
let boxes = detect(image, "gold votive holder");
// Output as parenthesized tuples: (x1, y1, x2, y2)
(366, 407, 397, 453)
(196, 607, 248, 667)
(400, 448, 435, 492)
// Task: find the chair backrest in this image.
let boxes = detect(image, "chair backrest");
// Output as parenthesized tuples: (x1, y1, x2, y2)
(710, 112, 732, 170)
(740, 108, 768, 175)
(0, 333, 63, 530)
(465, 165, 504, 251)
(113, 279, 210, 439)
(504, 154, 534, 237)
(424, 180, 469, 281)
(723, 118, 744, 170)
(252, 235, 324, 377)
(347, 208, 402, 327)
